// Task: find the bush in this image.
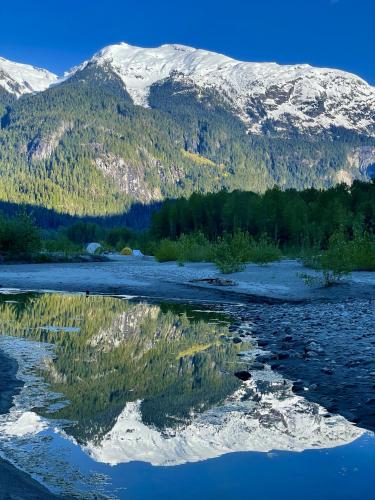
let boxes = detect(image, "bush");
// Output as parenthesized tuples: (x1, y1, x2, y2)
(153, 231, 282, 271)
(347, 232, 375, 271)
(174, 233, 212, 263)
(213, 232, 281, 273)
(213, 240, 246, 273)
(154, 240, 179, 262)
(303, 231, 353, 286)
(247, 234, 282, 264)
(42, 232, 81, 253)
(302, 230, 375, 287)
(154, 233, 212, 263)
(319, 231, 353, 277)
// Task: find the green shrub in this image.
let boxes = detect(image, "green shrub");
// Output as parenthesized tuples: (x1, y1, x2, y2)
(302, 229, 375, 287)
(247, 234, 282, 264)
(213, 232, 249, 274)
(174, 233, 212, 263)
(154, 240, 179, 262)
(303, 231, 353, 286)
(213, 240, 246, 273)
(153, 231, 282, 272)
(33, 253, 54, 263)
(154, 233, 212, 263)
(319, 231, 353, 277)
(347, 232, 375, 271)
(43, 234, 81, 253)
(213, 232, 281, 273)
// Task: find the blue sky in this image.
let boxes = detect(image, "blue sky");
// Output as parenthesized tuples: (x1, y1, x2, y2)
(0, 0, 374, 83)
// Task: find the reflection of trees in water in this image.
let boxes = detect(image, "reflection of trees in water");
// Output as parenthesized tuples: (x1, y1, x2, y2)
(0, 292, 39, 319)
(0, 293, 242, 443)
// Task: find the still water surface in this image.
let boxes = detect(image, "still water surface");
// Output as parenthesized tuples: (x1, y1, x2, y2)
(0, 292, 373, 499)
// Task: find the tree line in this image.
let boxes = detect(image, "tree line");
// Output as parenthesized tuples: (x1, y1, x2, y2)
(151, 181, 375, 250)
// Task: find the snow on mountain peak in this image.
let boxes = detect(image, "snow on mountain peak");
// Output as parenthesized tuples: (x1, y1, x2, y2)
(0, 56, 58, 97)
(1, 44, 374, 137)
(67, 42, 375, 136)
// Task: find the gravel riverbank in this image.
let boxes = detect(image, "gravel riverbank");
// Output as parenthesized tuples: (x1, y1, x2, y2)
(0, 258, 374, 303)
(218, 297, 375, 432)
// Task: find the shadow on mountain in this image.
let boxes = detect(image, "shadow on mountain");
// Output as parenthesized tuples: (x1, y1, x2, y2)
(0, 200, 161, 230)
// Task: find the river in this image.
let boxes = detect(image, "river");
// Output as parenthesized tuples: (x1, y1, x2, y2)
(0, 291, 373, 498)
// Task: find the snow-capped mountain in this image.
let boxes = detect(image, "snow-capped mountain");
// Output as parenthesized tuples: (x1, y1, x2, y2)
(0, 43, 374, 213)
(66, 42, 375, 137)
(1, 43, 374, 137)
(0, 56, 58, 97)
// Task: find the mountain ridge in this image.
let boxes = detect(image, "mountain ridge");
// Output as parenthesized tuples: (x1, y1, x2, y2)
(65, 42, 375, 137)
(1, 43, 374, 138)
(0, 43, 374, 217)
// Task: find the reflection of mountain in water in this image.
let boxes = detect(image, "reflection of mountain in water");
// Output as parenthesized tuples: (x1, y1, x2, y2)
(0, 293, 363, 470)
(86, 370, 363, 466)
(0, 293, 240, 442)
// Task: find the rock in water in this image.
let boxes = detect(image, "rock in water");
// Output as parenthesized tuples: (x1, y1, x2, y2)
(234, 370, 252, 381)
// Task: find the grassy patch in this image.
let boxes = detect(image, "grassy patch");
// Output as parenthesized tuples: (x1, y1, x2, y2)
(181, 150, 217, 167)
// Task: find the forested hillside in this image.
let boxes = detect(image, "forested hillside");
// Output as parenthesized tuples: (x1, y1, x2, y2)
(0, 62, 374, 218)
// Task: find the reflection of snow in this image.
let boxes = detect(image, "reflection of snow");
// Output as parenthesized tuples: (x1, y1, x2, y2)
(2, 411, 46, 437)
(85, 370, 364, 466)
(0, 335, 109, 497)
(0, 331, 367, 497)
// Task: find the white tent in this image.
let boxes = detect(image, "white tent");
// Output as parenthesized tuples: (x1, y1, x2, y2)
(132, 249, 144, 257)
(86, 242, 101, 254)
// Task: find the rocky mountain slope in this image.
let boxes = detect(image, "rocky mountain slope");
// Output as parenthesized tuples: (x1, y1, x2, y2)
(67, 43, 375, 137)
(0, 44, 374, 218)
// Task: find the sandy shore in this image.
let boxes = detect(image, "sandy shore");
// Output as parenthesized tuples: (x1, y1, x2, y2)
(0, 257, 374, 303)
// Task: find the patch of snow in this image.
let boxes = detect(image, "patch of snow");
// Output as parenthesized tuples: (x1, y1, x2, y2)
(2, 411, 46, 437)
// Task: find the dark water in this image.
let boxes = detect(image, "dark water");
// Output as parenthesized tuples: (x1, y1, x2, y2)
(0, 292, 373, 499)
